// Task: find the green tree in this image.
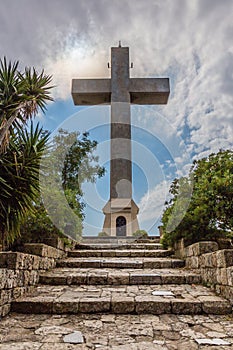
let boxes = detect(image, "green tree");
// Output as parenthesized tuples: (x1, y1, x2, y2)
(161, 150, 233, 248)
(21, 129, 105, 242)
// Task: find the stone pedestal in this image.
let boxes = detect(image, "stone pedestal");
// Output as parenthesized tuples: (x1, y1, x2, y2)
(102, 198, 139, 236)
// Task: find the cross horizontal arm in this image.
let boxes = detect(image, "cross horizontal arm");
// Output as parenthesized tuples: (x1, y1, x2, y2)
(129, 78, 170, 104)
(72, 79, 111, 105)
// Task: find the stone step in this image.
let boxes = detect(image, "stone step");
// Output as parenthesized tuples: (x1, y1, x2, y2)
(80, 236, 161, 244)
(39, 268, 201, 285)
(68, 249, 173, 258)
(56, 257, 185, 269)
(11, 284, 232, 315)
(75, 243, 163, 250)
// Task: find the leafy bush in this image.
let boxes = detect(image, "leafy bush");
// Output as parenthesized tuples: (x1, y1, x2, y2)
(132, 230, 148, 238)
(161, 150, 233, 249)
(98, 231, 110, 237)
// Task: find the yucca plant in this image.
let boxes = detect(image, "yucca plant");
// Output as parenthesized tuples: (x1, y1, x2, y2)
(0, 57, 53, 249)
(0, 123, 49, 249)
(0, 57, 53, 152)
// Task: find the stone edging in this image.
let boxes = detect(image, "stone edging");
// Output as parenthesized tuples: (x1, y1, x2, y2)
(0, 242, 68, 318)
(174, 240, 233, 303)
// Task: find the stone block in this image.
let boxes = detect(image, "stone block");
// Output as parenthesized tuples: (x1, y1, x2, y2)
(171, 299, 202, 314)
(11, 300, 53, 314)
(5, 270, 15, 288)
(0, 269, 6, 289)
(227, 266, 233, 286)
(186, 242, 218, 257)
(130, 274, 161, 285)
(200, 252, 217, 268)
(41, 237, 66, 250)
(174, 239, 187, 259)
(53, 301, 79, 314)
(216, 268, 228, 285)
(199, 296, 232, 314)
(79, 298, 110, 313)
(111, 296, 135, 313)
(161, 275, 185, 284)
(143, 260, 162, 268)
(29, 271, 39, 285)
(0, 303, 11, 317)
(23, 243, 65, 259)
(216, 249, 233, 268)
(12, 287, 27, 299)
(108, 273, 129, 285)
(71, 274, 87, 285)
(115, 250, 131, 257)
(201, 268, 217, 285)
(171, 260, 185, 268)
(135, 296, 171, 314)
(185, 274, 201, 284)
(216, 285, 233, 302)
(32, 256, 40, 270)
(87, 273, 108, 285)
(186, 257, 200, 269)
(0, 289, 12, 305)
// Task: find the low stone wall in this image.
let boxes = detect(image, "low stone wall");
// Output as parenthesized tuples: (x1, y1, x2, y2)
(174, 240, 233, 303)
(0, 242, 67, 318)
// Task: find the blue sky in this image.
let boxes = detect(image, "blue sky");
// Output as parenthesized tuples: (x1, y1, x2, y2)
(1, 0, 233, 235)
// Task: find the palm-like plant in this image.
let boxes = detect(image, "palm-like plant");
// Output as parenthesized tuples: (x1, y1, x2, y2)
(0, 57, 53, 249)
(0, 57, 53, 152)
(0, 123, 49, 248)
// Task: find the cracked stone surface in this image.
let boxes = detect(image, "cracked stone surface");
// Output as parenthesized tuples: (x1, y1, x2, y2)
(56, 257, 185, 269)
(11, 284, 232, 315)
(0, 313, 233, 349)
(39, 267, 201, 285)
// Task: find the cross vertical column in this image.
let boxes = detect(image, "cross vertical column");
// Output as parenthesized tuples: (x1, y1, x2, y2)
(103, 46, 139, 236)
(110, 47, 132, 199)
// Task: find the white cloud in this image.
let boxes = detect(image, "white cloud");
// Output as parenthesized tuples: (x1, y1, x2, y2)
(1, 0, 233, 193)
(138, 180, 170, 224)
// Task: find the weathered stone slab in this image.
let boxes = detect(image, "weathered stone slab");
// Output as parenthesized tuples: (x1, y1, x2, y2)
(130, 273, 161, 284)
(87, 272, 108, 285)
(108, 272, 130, 285)
(135, 296, 171, 314)
(186, 242, 219, 257)
(199, 296, 232, 314)
(53, 301, 79, 314)
(171, 299, 202, 314)
(195, 338, 231, 345)
(200, 252, 217, 267)
(227, 266, 233, 286)
(22, 244, 65, 259)
(111, 296, 135, 313)
(79, 298, 111, 313)
(11, 300, 53, 314)
(186, 256, 200, 269)
(63, 331, 84, 344)
(152, 290, 174, 297)
(216, 249, 233, 268)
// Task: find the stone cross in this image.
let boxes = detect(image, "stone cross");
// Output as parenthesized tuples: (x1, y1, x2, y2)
(72, 44, 169, 236)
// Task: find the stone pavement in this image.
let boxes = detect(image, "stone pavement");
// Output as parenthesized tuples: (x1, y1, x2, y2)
(1, 240, 233, 349)
(1, 313, 233, 349)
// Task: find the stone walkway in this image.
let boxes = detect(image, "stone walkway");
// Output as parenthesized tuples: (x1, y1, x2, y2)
(1, 313, 233, 349)
(1, 240, 233, 349)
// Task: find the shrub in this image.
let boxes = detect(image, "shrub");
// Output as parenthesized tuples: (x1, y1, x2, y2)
(98, 231, 110, 237)
(132, 230, 148, 238)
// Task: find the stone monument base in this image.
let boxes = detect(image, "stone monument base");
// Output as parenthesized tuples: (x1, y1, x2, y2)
(102, 198, 139, 237)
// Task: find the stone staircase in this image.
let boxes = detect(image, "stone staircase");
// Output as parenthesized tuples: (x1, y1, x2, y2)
(11, 240, 232, 316)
